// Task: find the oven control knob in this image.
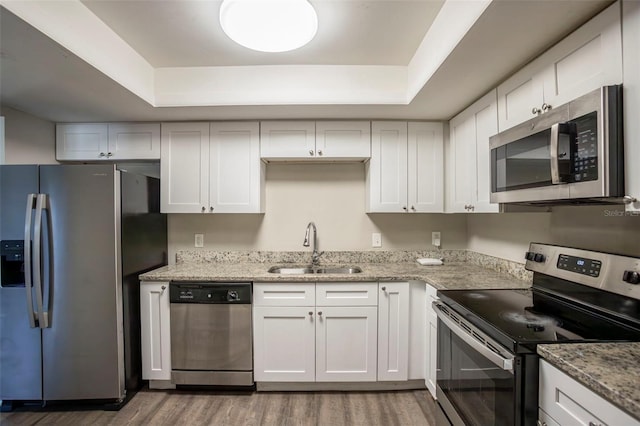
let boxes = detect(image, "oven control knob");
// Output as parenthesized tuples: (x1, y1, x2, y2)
(227, 290, 239, 301)
(623, 270, 640, 285)
(534, 253, 546, 263)
(525, 251, 535, 261)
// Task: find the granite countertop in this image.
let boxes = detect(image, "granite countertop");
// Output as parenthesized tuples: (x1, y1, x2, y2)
(538, 343, 640, 420)
(140, 260, 530, 290)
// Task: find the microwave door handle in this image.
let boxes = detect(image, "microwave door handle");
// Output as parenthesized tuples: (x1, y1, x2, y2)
(550, 123, 563, 184)
(434, 302, 514, 373)
(24, 193, 38, 328)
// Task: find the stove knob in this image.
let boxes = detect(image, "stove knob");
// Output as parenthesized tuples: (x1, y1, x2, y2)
(534, 253, 546, 263)
(227, 290, 239, 301)
(623, 270, 640, 285)
(525, 251, 535, 261)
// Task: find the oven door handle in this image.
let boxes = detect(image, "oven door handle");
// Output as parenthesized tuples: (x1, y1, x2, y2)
(434, 302, 514, 373)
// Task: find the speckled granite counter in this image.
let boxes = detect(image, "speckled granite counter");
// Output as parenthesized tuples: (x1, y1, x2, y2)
(140, 250, 531, 290)
(538, 343, 640, 420)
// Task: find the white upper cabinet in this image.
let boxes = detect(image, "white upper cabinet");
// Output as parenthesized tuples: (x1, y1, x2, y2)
(260, 121, 316, 159)
(498, 2, 622, 132)
(161, 121, 264, 214)
(209, 122, 264, 213)
(315, 121, 371, 159)
(160, 122, 210, 213)
(446, 90, 499, 213)
(56, 123, 160, 161)
(260, 121, 371, 161)
(367, 121, 444, 213)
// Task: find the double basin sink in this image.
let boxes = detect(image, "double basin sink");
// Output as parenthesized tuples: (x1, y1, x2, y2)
(268, 266, 362, 275)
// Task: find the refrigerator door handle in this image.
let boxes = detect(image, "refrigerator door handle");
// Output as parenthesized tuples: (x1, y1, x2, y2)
(34, 194, 49, 328)
(24, 193, 38, 328)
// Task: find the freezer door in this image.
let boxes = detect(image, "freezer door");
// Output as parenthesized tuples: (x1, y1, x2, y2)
(39, 165, 124, 401)
(0, 165, 42, 400)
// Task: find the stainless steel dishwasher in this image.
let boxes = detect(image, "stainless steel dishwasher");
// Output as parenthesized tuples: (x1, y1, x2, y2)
(169, 282, 253, 386)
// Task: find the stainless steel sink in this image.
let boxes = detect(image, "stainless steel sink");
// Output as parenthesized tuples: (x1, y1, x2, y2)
(267, 266, 362, 274)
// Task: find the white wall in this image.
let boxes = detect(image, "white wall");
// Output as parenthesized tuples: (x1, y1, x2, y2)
(0, 106, 57, 164)
(168, 163, 467, 262)
(468, 206, 640, 262)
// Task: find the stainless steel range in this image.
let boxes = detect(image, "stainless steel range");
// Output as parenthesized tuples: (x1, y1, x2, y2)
(435, 243, 640, 426)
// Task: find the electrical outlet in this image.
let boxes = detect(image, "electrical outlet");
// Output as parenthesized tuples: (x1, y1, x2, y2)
(432, 231, 441, 248)
(194, 233, 204, 248)
(372, 233, 382, 248)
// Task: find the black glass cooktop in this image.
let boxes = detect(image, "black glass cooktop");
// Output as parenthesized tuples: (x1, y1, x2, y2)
(437, 287, 640, 354)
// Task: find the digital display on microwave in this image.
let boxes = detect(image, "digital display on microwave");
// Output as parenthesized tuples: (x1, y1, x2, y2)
(570, 111, 599, 183)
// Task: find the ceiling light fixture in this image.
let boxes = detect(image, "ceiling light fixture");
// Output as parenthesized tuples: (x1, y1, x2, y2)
(219, 0, 318, 53)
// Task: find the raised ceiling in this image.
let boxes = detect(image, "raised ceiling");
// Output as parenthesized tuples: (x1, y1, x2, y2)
(0, 0, 613, 122)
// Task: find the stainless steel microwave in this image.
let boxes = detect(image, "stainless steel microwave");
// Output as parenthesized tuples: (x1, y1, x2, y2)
(490, 85, 626, 205)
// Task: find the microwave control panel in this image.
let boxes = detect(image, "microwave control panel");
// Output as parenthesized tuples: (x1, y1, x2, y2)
(570, 112, 598, 183)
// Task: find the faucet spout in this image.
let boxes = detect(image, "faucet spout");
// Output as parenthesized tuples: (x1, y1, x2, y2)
(303, 222, 323, 266)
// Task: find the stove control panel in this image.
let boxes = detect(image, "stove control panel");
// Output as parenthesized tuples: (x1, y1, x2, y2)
(525, 251, 546, 263)
(557, 254, 602, 277)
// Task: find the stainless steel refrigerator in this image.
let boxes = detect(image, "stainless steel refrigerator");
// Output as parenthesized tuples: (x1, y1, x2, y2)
(0, 164, 167, 409)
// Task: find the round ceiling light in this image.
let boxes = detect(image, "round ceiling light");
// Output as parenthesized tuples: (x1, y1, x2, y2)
(219, 0, 318, 53)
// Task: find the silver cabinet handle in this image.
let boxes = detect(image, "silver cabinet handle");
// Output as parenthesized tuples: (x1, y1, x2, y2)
(381, 286, 386, 292)
(410, 206, 416, 212)
(99, 152, 106, 157)
(160, 285, 166, 294)
(541, 103, 552, 112)
(532, 107, 541, 115)
(106, 152, 113, 157)
(201, 206, 206, 212)
(308, 311, 313, 316)
(318, 311, 322, 316)
(402, 206, 407, 211)
(309, 150, 314, 156)
(588, 422, 602, 426)
(210, 207, 214, 212)
(318, 150, 323, 156)
(24, 194, 37, 328)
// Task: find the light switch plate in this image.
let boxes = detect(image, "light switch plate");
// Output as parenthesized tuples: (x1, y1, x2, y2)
(432, 231, 441, 247)
(372, 233, 382, 248)
(194, 233, 204, 248)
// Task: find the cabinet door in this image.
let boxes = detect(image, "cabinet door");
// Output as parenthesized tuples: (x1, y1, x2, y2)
(472, 92, 499, 213)
(253, 306, 316, 382)
(377, 282, 409, 381)
(541, 2, 622, 111)
(426, 286, 438, 399)
(446, 109, 476, 212)
(260, 121, 315, 159)
(408, 122, 444, 213)
(497, 68, 545, 132)
(56, 123, 108, 161)
(539, 360, 640, 426)
(315, 306, 378, 382)
(140, 282, 171, 381)
(108, 123, 160, 160)
(209, 122, 264, 213)
(160, 122, 210, 213)
(367, 122, 408, 213)
(315, 121, 371, 159)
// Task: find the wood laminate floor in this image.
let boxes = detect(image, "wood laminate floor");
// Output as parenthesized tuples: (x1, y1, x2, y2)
(0, 389, 437, 426)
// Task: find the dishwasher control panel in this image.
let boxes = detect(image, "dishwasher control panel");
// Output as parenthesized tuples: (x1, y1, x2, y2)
(169, 282, 251, 304)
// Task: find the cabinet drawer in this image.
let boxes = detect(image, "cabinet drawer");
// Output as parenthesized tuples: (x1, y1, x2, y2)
(254, 283, 315, 306)
(539, 360, 639, 426)
(316, 282, 378, 306)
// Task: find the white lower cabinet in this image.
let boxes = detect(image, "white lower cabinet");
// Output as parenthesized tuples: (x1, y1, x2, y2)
(140, 281, 171, 381)
(425, 284, 438, 398)
(315, 306, 378, 382)
(539, 360, 640, 426)
(377, 282, 409, 381)
(254, 282, 389, 383)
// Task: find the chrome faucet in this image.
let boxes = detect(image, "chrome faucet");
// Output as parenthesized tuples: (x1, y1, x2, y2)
(303, 222, 324, 266)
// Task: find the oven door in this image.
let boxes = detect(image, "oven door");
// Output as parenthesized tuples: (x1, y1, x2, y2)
(435, 302, 517, 426)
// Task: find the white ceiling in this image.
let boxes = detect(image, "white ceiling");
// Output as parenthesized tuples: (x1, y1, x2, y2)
(80, 0, 444, 67)
(0, 0, 613, 123)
